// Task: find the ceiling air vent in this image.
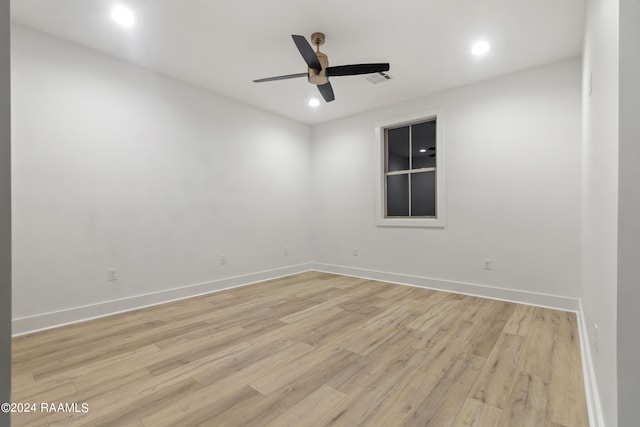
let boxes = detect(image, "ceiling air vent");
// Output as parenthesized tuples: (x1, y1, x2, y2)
(364, 72, 392, 84)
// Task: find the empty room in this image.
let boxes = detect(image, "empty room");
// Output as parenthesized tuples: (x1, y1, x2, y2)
(0, 0, 638, 426)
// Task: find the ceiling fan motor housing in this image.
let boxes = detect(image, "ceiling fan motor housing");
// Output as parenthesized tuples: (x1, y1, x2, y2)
(308, 51, 329, 85)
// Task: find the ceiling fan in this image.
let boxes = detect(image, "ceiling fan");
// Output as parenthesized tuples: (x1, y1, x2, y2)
(253, 32, 390, 103)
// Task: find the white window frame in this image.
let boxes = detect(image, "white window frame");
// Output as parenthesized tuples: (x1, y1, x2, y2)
(375, 110, 446, 228)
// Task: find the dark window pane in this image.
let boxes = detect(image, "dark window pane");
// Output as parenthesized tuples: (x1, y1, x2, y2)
(387, 126, 409, 172)
(387, 174, 409, 217)
(411, 171, 436, 217)
(411, 120, 437, 169)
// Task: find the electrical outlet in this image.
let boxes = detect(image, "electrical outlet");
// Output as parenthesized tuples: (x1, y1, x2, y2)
(220, 254, 227, 265)
(483, 258, 492, 270)
(107, 268, 118, 282)
(284, 247, 289, 256)
(353, 248, 359, 257)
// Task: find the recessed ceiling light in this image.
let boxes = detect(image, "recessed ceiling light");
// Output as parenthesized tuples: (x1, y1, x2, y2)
(419, 149, 427, 153)
(308, 98, 320, 107)
(471, 40, 491, 56)
(111, 6, 135, 27)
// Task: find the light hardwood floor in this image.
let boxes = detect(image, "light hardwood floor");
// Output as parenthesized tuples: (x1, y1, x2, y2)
(12, 272, 588, 426)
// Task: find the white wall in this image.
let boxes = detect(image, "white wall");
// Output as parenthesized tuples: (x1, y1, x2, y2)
(311, 59, 582, 303)
(11, 25, 312, 331)
(618, 0, 640, 424)
(0, 0, 11, 424)
(581, 0, 619, 424)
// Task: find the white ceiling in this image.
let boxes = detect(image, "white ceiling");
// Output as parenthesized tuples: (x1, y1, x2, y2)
(11, 0, 586, 125)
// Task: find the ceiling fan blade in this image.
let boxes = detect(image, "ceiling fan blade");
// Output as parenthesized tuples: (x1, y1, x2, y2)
(253, 72, 308, 83)
(317, 82, 335, 102)
(292, 35, 322, 70)
(326, 63, 390, 77)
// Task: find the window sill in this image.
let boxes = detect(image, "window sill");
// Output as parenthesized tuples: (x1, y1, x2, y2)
(376, 217, 445, 228)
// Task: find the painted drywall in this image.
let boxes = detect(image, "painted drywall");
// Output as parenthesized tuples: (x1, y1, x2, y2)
(581, 0, 619, 424)
(11, 25, 312, 327)
(311, 58, 582, 301)
(0, 1, 10, 424)
(618, 0, 640, 423)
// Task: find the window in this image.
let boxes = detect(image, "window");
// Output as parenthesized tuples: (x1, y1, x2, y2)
(376, 111, 445, 227)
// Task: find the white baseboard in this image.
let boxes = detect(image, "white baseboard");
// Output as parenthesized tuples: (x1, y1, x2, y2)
(12, 263, 313, 336)
(311, 263, 580, 311)
(577, 300, 605, 427)
(12, 263, 580, 336)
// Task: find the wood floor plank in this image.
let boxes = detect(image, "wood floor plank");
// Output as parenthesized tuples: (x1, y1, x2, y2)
(249, 344, 346, 395)
(470, 332, 526, 409)
(451, 398, 503, 427)
(503, 304, 534, 337)
(187, 387, 288, 427)
(140, 342, 315, 426)
(414, 318, 480, 379)
(11, 272, 589, 427)
(498, 373, 548, 427)
(297, 310, 368, 347)
(264, 384, 347, 427)
(141, 385, 262, 427)
(267, 349, 361, 408)
(363, 368, 439, 427)
(311, 347, 419, 427)
(407, 354, 486, 427)
(71, 378, 202, 427)
(468, 300, 516, 358)
(338, 324, 406, 356)
(545, 311, 588, 427)
(519, 320, 554, 381)
(326, 327, 414, 394)
(406, 292, 455, 331)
